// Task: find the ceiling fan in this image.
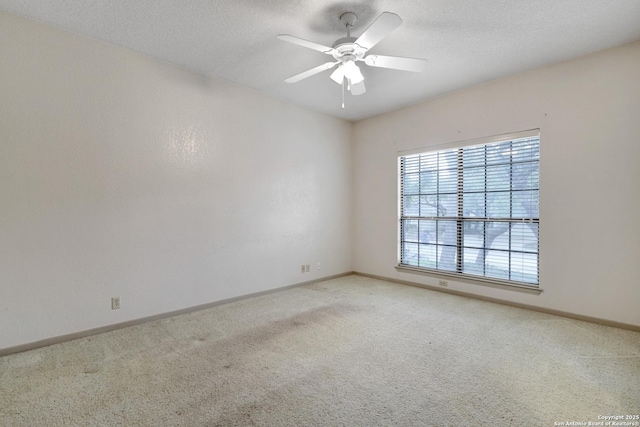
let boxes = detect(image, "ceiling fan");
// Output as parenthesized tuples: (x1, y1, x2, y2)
(277, 11, 427, 103)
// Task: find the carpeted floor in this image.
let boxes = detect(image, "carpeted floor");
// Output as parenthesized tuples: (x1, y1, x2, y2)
(1, 275, 639, 426)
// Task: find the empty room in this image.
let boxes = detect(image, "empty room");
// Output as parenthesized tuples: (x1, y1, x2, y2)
(1, 1, 639, 426)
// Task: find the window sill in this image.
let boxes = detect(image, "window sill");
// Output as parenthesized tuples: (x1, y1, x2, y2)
(395, 265, 543, 295)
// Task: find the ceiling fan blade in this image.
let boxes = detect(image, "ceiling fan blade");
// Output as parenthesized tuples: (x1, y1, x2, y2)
(284, 61, 338, 83)
(350, 80, 366, 96)
(277, 34, 335, 54)
(354, 12, 402, 51)
(364, 54, 427, 72)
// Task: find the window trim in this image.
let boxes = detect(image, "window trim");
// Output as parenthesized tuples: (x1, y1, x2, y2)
(397, 129, 540, 291)
(397, 129, 540, 157)
(394, 264, 542, 294)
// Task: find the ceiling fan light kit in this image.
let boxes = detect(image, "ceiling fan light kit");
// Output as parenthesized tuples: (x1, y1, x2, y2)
(277, 11, 427, 107)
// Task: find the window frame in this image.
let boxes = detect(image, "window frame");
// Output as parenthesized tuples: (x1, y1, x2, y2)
(397, 129, 540, 291)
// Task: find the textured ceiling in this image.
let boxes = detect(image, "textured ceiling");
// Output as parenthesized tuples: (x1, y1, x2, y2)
(1, 1, 640, 121)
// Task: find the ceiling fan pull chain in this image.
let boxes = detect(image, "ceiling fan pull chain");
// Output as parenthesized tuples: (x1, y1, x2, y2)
(341, 78, 346, 108)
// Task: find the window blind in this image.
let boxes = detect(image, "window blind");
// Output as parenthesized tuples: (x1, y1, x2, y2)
(399, 132, 540, 287)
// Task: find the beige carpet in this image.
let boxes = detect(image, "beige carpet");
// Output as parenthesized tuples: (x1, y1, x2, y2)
(1, 275, 639, 426)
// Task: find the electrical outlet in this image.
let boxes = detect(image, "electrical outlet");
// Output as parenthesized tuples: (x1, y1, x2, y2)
(438, 280, 448, 287)
(317, 262, 321, 270)
(111, 297, 120, 310)
(301, 265, 305, 273)
(305, 264, 310, 273)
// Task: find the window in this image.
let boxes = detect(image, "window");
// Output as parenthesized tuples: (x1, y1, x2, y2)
(398, 130, 540, 287)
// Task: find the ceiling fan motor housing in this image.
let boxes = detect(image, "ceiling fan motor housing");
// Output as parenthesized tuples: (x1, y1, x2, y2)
(331, 37, 366, 62)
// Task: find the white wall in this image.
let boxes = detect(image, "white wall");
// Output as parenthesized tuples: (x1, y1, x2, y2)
(353, 41, 640, 327)
(0, 11, 352, 350)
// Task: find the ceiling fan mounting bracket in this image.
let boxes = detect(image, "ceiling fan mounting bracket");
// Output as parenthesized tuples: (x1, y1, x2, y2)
(339, 12, 358, 29)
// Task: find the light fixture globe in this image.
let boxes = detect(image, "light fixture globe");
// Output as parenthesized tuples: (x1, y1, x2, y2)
(330, 65, 345, 84)
(343, 59, 364, 84)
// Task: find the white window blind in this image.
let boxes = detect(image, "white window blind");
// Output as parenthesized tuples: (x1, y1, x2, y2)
(399, 131, 540, 287)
